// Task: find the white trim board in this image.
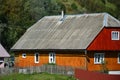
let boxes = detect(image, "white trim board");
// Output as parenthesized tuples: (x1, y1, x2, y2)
(109, 71, 120, 75)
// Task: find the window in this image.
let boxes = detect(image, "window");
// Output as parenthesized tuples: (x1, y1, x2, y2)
(49, 52, 55, 63)
(118, 53, 120, 64)
(22, 53, 26, 58)
(34, 53, 39, 63)
(94, 53, 104, 64)
(111, 31, 119, 40)
(0, 58, 3, 64)
(0, 58, 3, 62)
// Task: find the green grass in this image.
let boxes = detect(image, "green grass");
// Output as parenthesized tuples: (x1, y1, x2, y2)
(0, 72, 76, 80)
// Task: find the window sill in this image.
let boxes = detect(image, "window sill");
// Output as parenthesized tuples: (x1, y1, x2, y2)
(94, 63, 102, 64)
(111, 39, 119, 40)
(118, 62, 120, 64)
(35, 62, 39, 64)
(0, 61, 3, 62)
(22, 57, 26, 59)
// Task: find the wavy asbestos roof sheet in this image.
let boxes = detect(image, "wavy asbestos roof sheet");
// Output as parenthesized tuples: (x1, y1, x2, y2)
(0, 44, 10, 57)
(11, 13, 120, 50)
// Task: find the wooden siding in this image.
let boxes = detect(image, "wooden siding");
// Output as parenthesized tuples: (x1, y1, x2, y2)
(14, 51, 120, 71)
(87, 51, 120, 71)
(15, 52, 48, 67)
(56, 52, 86, 68)
(87, 27, 120, 50)
(14, 51, 86, 68)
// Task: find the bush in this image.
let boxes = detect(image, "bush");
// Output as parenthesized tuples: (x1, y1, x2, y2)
(71, 3, 77, 10)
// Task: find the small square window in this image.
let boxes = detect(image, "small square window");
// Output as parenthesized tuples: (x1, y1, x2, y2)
(22, 53, 26, 58)
(118, 53, 120, 64)
(111, 31, 119, 40)
(94, 53, 104, 64)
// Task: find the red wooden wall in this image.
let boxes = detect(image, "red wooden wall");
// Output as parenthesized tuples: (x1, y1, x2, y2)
(87, 27, 120, 50)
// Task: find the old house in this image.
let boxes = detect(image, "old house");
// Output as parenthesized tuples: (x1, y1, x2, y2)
(11, 13, 120, 73)
(0, 44, 10, 68)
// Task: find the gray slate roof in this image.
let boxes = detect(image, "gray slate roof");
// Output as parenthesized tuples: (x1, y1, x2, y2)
(11, 13, 120, 50)
(0, 44, 10, 57)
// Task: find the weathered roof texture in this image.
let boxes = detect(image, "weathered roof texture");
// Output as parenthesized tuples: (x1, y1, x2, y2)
(0, 44, 10, 57)
(11, 13, 120, 50)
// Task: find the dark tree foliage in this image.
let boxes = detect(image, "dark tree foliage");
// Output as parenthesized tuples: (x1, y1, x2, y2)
(0, 0, 65, 52)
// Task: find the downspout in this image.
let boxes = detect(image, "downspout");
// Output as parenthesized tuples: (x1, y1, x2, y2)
(85, 50, 88, 70)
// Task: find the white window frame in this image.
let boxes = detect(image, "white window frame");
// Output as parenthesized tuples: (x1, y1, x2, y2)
(22, 53, 26, 58)
(118, 53, 120, 64)
(34, 53, 39, 63)
(94, 53, 104, 64)
(49, 52, 56, 64)
(111, 31, 119, 40)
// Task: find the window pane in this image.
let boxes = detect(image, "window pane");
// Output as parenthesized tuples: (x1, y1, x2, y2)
(100, 54, 104, 63)
(95, 55, 97, 62)
(98, 54, 100, 62)
(36, 54, 38, 62)
(22, 53, 26, 58)
(51, 58, 52, 62)
(0, 58, 3, 62)
(50, 53, 52, 57)
(118, 54, 120, 63)
(53, 53, 55, 62)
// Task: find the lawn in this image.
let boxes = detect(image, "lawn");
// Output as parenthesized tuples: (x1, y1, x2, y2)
(0, 73, 76, 80)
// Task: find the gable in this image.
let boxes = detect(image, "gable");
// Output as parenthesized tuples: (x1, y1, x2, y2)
(0, 44, 10, 57)
(87, 27, 120, 51)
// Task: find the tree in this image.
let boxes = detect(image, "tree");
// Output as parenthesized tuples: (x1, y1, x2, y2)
(0, 0, 65, 52)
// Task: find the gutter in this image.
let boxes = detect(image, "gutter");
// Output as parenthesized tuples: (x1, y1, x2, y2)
(11, 49, 86, 52)
(85, 50, 88, 70)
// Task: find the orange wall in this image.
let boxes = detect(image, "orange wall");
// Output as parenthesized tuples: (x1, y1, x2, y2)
(15, 52, 48, 67)
(14, 51, 120, 71)
(87, 51, 120, 71)
(14, 51, 86, 68)
(56, 52, 86, 68)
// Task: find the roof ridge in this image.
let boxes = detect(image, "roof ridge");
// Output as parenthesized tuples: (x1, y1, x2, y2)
(103, 13, 108, 27)
(108, 14, 120, 24)
(44, 12, 107, 17)
(103, 13, 120, 27)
